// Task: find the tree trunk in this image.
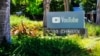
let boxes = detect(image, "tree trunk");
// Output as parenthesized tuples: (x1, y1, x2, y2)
(43, 0, 51, 27)
(43, 0, 51, 35)
(0, 0, 10, 44)
(96, 0, 100, 24)
(64, 0, 69, 11)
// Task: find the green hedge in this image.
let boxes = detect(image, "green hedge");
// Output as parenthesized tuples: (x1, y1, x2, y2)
(0, 35, 89, 56)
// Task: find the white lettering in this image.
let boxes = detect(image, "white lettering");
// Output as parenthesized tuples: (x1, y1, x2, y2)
(61, 17, 79, 23)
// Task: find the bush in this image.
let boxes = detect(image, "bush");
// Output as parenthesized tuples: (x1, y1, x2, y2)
(91, 41, 100, 56)
(75, 0, 96, 12)
(86, 23, 100, 36)
(10, 15, 43, 37)
(0, 35, 89, 56)
(10, 15, 33, 26)
(11, 0, 43, 15)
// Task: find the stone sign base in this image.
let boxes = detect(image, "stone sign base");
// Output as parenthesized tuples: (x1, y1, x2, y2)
(44, 28, 87, 36)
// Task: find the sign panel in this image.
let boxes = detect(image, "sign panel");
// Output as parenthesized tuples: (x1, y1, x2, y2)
(45, 28, 86, 35)
(47, 11, 85, 28)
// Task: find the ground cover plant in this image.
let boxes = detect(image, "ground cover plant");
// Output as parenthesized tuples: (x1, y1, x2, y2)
(10, 15, 100, 37)
(1, 15, 99, 56)
(0, 35, 90, 56)
(10, 15, 43, 37)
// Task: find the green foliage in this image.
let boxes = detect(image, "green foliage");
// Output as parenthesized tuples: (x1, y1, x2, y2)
(10, 15, 33, 26)
(75, 0, 96, 12)
(50, 0, 64, 11)
(50, 0, 96, 12)
(11, 0, 43, 15)
(86, 23, 100, 36)
(82, 0, 96, 12)
(10, 15, 43, 37)
(26, 0, 43, 15)
(91, 41, 100, 56)
(0, 35, 89, 56)
(86, 23, 97, 36)
(50, 0, 73, 11)
(3, 15, 100, 56)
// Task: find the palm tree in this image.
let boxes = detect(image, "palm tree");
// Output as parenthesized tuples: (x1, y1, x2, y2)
(0, 0, 10, 44)
(96, 0, 100, 24)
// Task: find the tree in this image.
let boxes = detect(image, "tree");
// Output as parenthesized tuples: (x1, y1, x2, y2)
(11, 0, 43, 15)
(0, 0, 10, 44)
(96, 0, 100, 24)
(74, 0, 96, 12)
